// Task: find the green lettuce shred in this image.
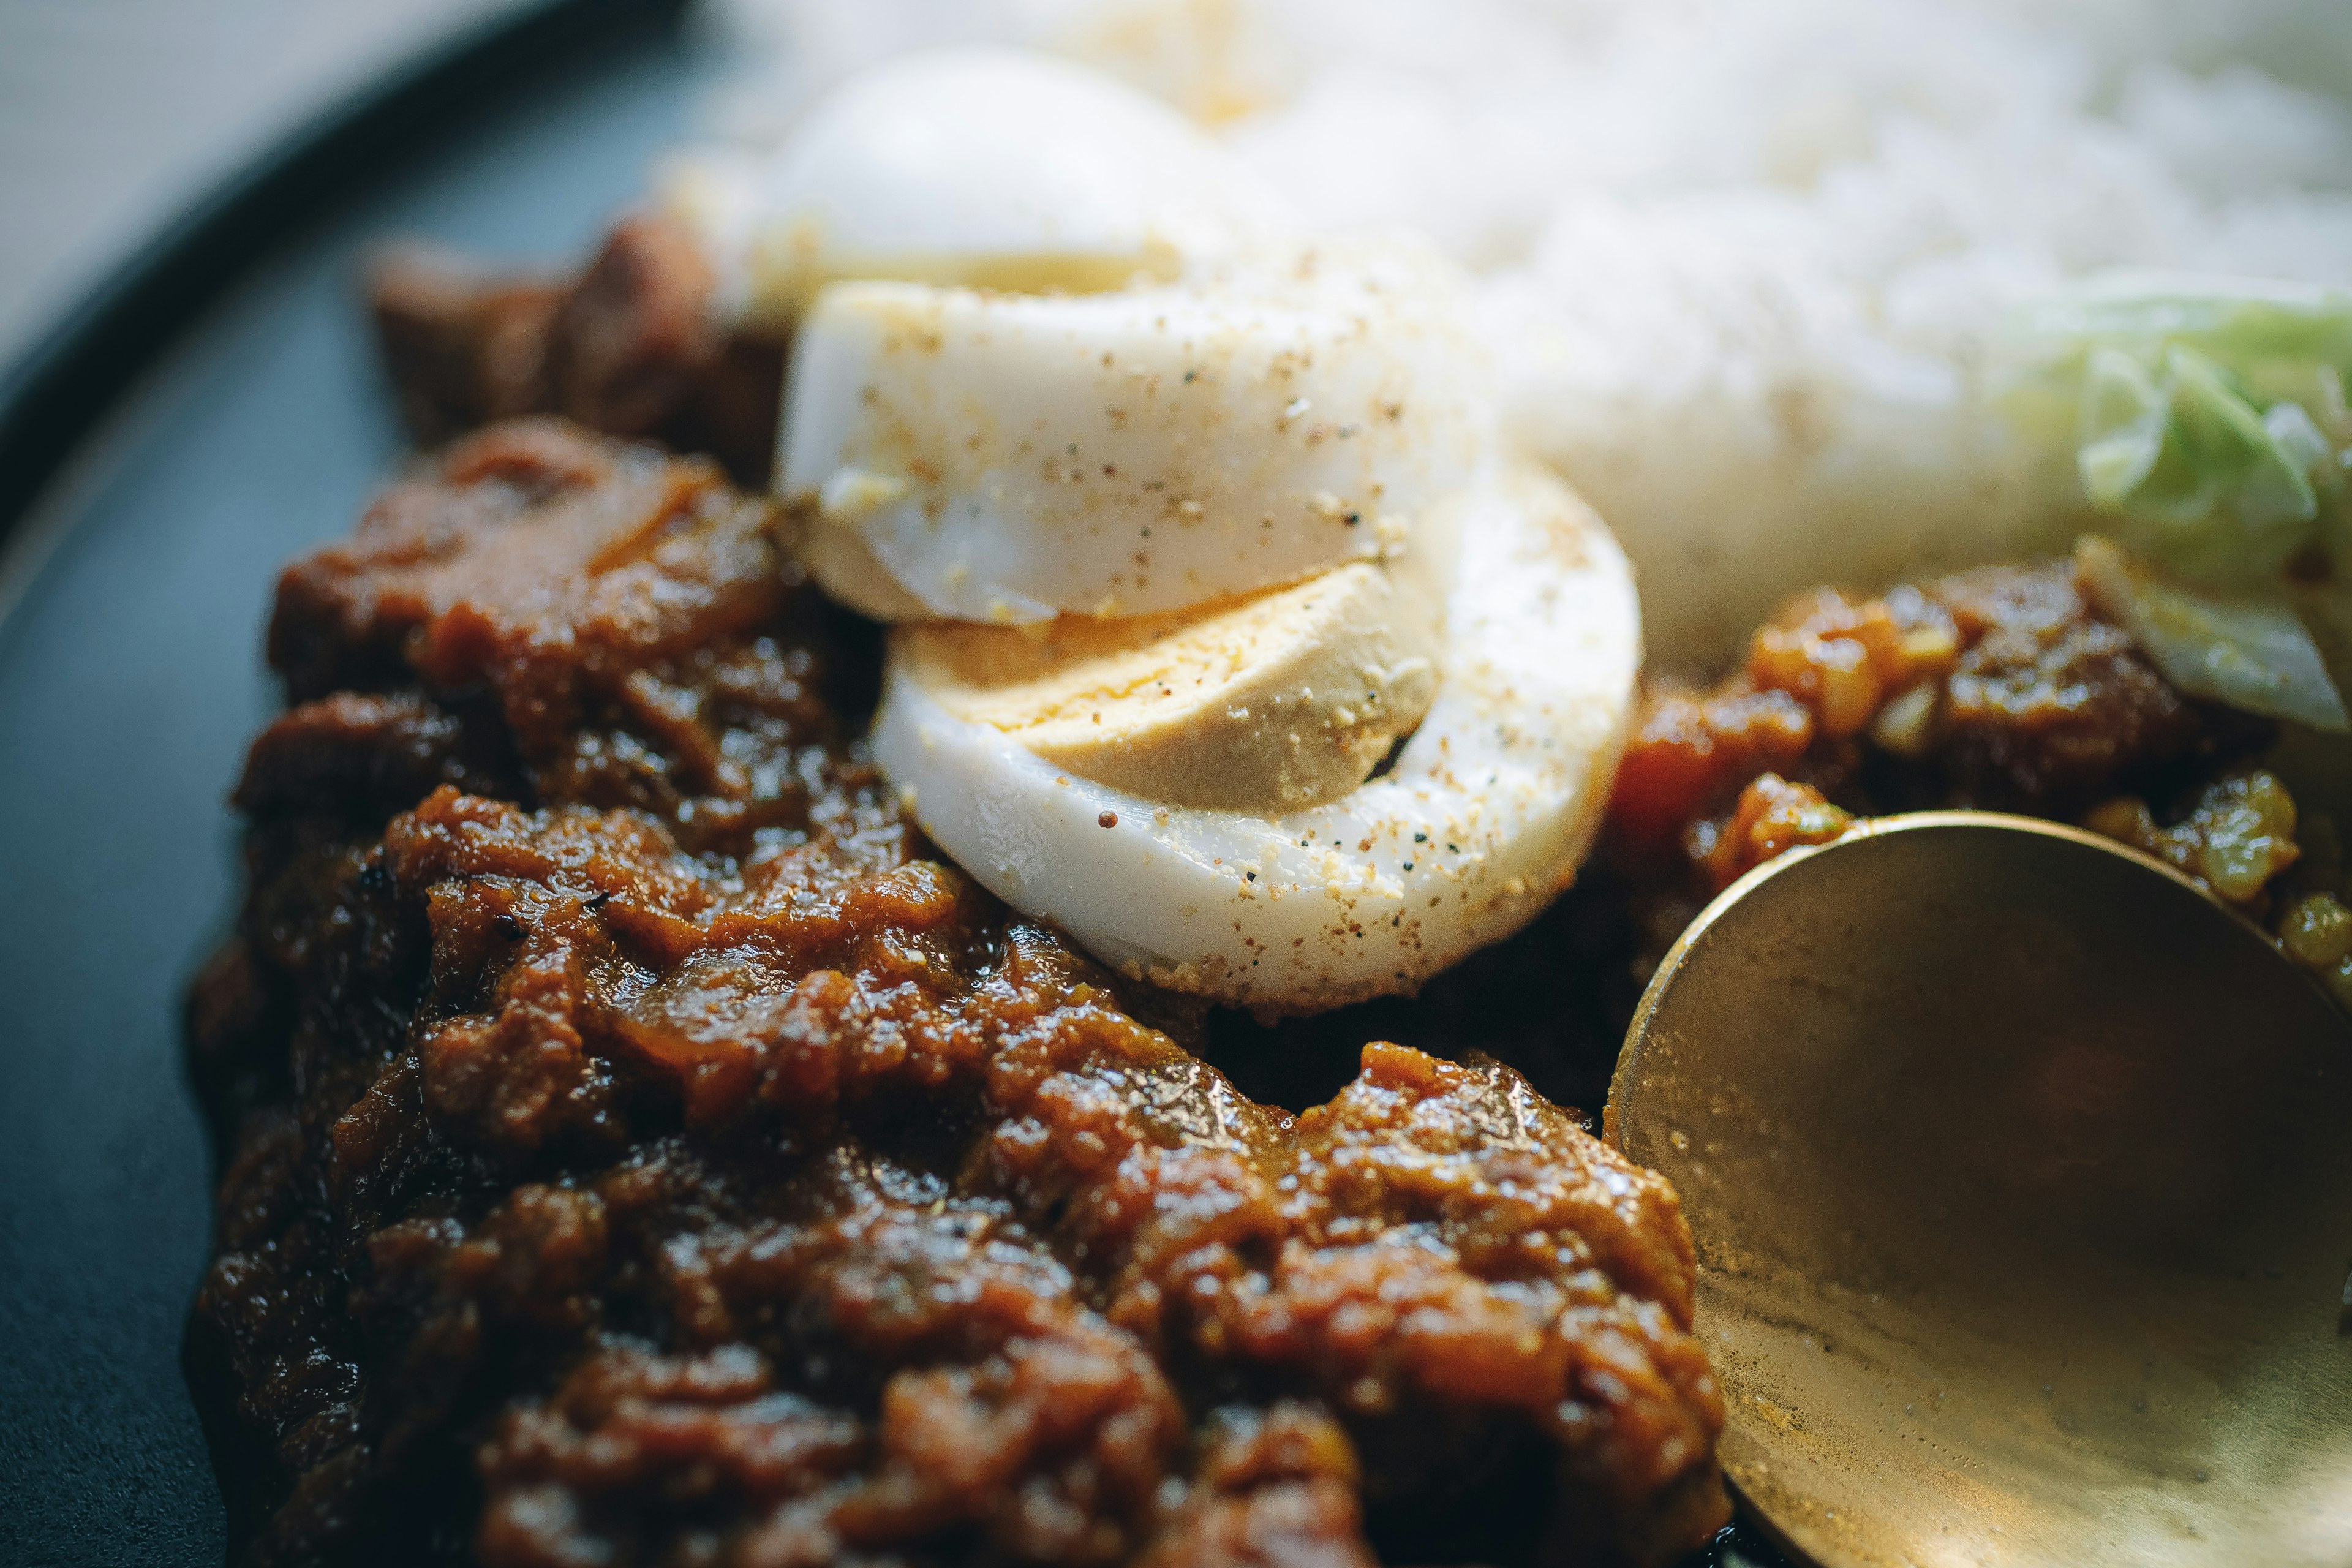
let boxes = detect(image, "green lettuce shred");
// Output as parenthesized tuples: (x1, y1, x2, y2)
(2076, 535, 2348, 733)
(2011, 275, 2352, 587)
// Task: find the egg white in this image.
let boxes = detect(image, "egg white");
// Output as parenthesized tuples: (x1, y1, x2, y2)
(782, 256, 1494, 623)
(663, 46, 1289, 326)
(870, 462, 1640, 1013)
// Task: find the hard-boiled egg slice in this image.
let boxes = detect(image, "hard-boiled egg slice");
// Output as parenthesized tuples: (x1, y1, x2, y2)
(782, 257, 1494, 624)
(872, 462, 1639, 1014)
(893, 560, 1441, 814)
(662, 47, 1289, 328)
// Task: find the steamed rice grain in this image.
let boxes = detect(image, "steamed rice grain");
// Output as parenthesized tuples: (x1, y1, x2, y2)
(690, 0, 2352, 658)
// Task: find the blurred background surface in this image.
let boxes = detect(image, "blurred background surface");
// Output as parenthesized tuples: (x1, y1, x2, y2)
(0, 0, 528, 375)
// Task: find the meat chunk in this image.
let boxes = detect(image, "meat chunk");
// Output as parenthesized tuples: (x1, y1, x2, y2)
(370, 249, 565, 439)
(1931, 564, 2203, 810)
(543, 212, 722, 439)
(191, 420, 1728, 1568)
(1137, 1404, 1373, 1568)
(233, 690, 521, 821)
(369, 216, 785, 483)
(268, 419, 775, 717)
(265, 420, 839, 856)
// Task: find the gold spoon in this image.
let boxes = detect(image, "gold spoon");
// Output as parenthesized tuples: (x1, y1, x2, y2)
(1607, 812, 2352, 1568)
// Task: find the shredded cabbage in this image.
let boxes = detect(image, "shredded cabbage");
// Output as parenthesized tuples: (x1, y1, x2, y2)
(2075, 536, 2347, 733)
(2010, 275, 2352, 587)
(2001, 279, 2352, 732)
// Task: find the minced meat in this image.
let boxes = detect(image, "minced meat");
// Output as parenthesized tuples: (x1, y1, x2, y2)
(188, 420, 1730, 1568)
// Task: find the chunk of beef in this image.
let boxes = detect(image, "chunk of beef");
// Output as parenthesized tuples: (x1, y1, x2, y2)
(370, 250, 565, 439)
(265, 419, 840, 858)
(1930, 564, 2204, 810)
(369, 216, 785, 483)
(234, 690, 522, 822)
(268, 418, 777, 724)
(543, 212, 722, 439)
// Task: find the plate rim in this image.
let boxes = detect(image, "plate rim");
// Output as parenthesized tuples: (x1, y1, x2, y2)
(0, 0, 689, 562)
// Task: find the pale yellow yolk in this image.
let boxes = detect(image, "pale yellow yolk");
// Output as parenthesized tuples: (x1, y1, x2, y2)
(892, 562, 1440, 812)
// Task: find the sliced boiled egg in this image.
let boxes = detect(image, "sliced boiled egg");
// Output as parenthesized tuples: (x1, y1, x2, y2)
(662, 47, 1289, 327)
(780, 256, 1494, 624)
(892, 559, 1442, 814)
(696, 46, 1643, 1014)
(872, 462, 1640, 1014)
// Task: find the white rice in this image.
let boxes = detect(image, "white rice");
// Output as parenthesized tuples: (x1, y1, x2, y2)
(690, 0, 2352, 659)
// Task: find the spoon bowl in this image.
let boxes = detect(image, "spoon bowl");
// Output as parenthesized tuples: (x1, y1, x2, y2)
(1608, 812, 2352, 1568)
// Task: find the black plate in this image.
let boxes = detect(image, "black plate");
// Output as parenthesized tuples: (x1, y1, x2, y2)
(0, 4, 701, 1561)
(0, 7, 1787, 1563)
